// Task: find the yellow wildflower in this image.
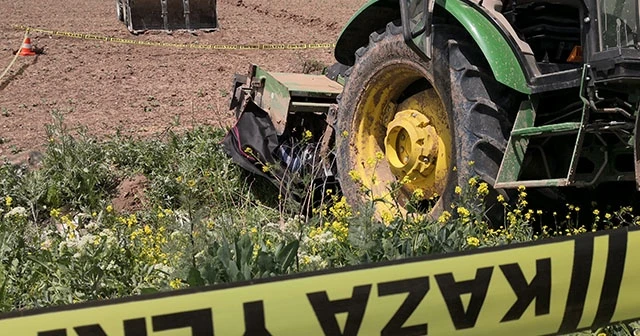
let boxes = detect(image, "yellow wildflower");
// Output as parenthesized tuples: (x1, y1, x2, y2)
(125, 214, 138, 227)
(144, 225, 152, 235)
(466, 236, 480, 247)
(605, 213, 612, 220)
(381, 211, 394, 225)
(496, 194, 505, 203)
(262, 165, 270, 173)
(438, 211, 452, 223)
(50, 208, 61, 218)
(175, 175, 183, 183)
(303, 130, 313, 141)
(468, 161, 475, 166)
(187, 179, 196, 188)
(477, 182, 489, 196)
(455, 186, 462, 195)
(330, 221, 349, 242)
(4, 196, 12, 207)
(468, 177, 477, 187)
(169, 279, 182, 289)
(593, 209, 600, 216)
(61, 215, 74, 227)
(348, 170, 361, 182)
(375, 152, 385, 160)
(457, 206, 471, 217)
(341, 130, 349, 138)
(518, 185, 526, 192)
(412, 188, 425, 199)
(106, 204, 113, 213)
(250, 227, 258, 234)
(412, 214, 425, 223)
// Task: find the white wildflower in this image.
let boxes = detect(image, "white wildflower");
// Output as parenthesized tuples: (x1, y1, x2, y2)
(4, 206, 27, 218)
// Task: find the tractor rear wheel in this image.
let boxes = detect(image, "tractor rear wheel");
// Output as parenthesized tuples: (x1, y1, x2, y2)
(335, 22, 519, 219)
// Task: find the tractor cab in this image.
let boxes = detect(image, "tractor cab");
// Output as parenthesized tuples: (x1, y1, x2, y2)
(587, 0, 640, 86)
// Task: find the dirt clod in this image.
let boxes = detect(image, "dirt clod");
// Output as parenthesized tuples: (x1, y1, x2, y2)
(112, 175, 149, 213)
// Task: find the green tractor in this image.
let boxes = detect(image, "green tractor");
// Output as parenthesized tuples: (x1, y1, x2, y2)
(223, 0, 640, 218)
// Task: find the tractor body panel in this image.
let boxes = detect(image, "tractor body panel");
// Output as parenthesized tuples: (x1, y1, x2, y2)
(335, 0, 400, 66)
(437, 0, 531, 93)
(335, 0, 532, 93)
(232, 65, 342, 136)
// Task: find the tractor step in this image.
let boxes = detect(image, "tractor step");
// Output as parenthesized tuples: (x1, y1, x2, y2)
(494, 178, 571, 189)
(511, 122, 581, 137)
(495, 99, 588, 189)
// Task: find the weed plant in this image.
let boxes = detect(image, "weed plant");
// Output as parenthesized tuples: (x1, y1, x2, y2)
(0, 115, 637, 335)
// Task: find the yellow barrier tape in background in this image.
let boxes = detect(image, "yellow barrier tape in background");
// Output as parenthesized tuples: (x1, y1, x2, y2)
(13, 25, 336, 51)
(0, 227, 639, 335)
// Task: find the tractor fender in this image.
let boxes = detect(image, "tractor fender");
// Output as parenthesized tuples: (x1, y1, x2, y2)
(334, 0, 534, 94)
(334, 0, 400, 67)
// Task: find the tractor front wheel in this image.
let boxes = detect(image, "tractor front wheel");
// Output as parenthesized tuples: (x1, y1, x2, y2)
(335, 22, 518, 219)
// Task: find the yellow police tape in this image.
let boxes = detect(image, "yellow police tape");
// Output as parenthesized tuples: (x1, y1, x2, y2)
(14, 25, 336, 51)
(1, 227, 638, 335)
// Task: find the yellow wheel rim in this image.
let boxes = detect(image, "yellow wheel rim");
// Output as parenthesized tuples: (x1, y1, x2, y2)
(349, 65, 452, 215)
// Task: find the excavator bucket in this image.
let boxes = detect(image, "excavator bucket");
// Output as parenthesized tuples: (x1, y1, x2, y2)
(116, 0, 219, 34)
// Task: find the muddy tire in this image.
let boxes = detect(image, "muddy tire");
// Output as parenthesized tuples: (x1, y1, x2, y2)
(335, 22, 519, 219)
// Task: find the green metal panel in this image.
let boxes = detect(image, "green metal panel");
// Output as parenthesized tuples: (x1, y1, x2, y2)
(253, 66, 292, 135)
(436, 0, 530, 93)
(495, 100, 536, 187)
(334, 0, 531, 94)
(251, 66, 344, 135)
(511, 122, 581, 136)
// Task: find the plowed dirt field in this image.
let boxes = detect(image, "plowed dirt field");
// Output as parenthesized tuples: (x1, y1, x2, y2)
(0, 0, 361, 163)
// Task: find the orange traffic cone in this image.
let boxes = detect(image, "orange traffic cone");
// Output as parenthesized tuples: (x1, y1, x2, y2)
(18, 36, 36, 56)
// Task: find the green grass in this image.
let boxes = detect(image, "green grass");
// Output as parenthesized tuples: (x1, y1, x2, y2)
(0, 114, 637, 335)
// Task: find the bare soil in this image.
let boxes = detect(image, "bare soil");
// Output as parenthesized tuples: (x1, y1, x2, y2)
(0, 0, 362, 161)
